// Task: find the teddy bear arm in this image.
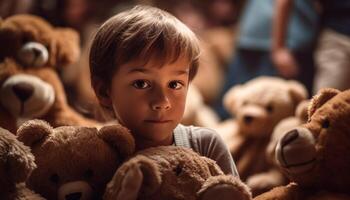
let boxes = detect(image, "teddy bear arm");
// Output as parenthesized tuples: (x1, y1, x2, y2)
(247, 169, 288, 196)
(104, 155, 161, 200)
(254, 183, 301, 200)
(198, 175, 252, 200)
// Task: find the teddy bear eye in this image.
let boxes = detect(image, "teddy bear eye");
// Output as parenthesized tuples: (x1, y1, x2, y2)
(84, 169, 94, 179)
(50, 173, 60, 184)
(266, 104, 274, 113)
(322, 119, 330, 129)
(173, 165, 183, 176)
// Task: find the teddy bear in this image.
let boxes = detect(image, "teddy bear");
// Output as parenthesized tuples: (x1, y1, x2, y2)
(246, 100, 310, 196)
(0, 127, 45, 200)
(16, 119, 135, 200)
(104, 145, 252, 200)
(182, 85, 220, 127)
(255, 88, 350, 200)
(0, 14, 99, 133)
(214, 76, 308, 195)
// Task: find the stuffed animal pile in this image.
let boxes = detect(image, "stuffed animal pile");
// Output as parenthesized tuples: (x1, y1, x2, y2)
(255, 88, 350, 200)
(0, 127, 44, 200)
(16, 119, 135, 200)
(0, 14, 98, 133)
(104, 145, 252, 200)
(214, 76, 308, 195)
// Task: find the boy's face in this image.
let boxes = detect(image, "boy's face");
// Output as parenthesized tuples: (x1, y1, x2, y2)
(108, 56, 190, 149)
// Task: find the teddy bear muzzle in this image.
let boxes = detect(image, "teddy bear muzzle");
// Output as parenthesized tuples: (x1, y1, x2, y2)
(0, 74, 55, 118)
(275, 127, 317, 174)
(58, 181, 93, 200)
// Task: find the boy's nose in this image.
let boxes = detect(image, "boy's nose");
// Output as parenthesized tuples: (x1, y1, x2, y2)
(151, 100, 171, 110)
(151, 91, 171, 111)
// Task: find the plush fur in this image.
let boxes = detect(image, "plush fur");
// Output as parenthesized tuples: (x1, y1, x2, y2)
(104, 146, 252, 200)
(247, 100, 310, 196)
(0, 127, 45, 200)
(214, 76, 308, 195)
(182, 85, 219, 127)
(255, 88, 350, 200)
(0, 14, 98, 133)
(16, 119, 135, 200)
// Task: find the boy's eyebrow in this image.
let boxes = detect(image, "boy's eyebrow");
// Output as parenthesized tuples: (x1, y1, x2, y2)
(127, 68, 189, 75)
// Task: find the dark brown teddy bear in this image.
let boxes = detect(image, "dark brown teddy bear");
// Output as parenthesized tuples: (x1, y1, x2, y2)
(0, 127, 45, 200)
(104, 146, 252, 200)
(0, 14, 98, 133)
(255, 88, 350, 200)
(16, 119, 135, 200)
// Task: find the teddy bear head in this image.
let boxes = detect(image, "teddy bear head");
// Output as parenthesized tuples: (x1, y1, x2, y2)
(16, 120, 135, 200)
(0, 14, 93, 132)
(266, 100, 309, 165)
(0, 14, 79, 68)
(224, 76, 307, 138)
(0, 127, 36, 194)
(104, 146, 252, 200)
(275, 88, 350, 194)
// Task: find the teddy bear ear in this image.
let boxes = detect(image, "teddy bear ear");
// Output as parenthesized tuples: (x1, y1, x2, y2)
(223, 85, 242, 114)
(104, 155, 161, 200)
(287, 80, 308, 107)
(308, 88, 340, 119)
(98, 124, 135, 159)
(1, 127, 37, 184)
(16, 119, 52, 147)
(52, 28, 80, 67)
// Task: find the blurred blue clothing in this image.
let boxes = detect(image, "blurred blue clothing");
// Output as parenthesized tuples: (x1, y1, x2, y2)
(238, 0, 318, 50)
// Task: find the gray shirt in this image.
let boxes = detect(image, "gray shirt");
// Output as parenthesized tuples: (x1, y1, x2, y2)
(173, 124, 239, 177)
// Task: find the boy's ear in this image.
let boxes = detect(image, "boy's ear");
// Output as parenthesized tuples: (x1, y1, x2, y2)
(93, 80, 112, 108)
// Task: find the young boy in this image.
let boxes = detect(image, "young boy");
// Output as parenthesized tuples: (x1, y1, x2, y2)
(89, 5, 238, 176)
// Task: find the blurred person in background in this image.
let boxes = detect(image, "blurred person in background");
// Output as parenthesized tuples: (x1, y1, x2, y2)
(273, 0, 350, 94)
(215, 0, 319, 120)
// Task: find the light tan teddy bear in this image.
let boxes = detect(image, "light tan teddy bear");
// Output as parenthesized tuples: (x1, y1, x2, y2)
(255, 88, 350, 200)
(0, 14, 98, 133)
(104, 146, 252, 200)
(16, 119, 135, 200)
(182, 85, 220, 127)
(214, 76, 308, 195)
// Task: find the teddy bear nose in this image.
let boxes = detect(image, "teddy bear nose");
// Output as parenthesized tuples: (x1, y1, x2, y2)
(65, 192, 82, 200)
(281, 129, 299, 146)
(243, 115, 254, 124)
(12, 83, 34, 102)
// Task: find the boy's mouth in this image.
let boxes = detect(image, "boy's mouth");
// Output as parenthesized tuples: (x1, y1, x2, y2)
(144, 119, 172, 123)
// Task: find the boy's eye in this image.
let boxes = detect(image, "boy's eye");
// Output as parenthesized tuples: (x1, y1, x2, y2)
(168, 81, 183, 90)
(132, 80, 150, 89)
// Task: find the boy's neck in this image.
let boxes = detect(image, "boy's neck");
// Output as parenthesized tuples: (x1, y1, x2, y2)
(135, 134, 174, 151)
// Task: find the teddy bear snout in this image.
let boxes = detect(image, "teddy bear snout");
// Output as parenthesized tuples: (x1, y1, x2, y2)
(58, 181, 93, 200)
(275, 127, 317, 174)
(0, 74, 55, 118)
(17, 42, 49, 67)
(12, 82, 34, 102)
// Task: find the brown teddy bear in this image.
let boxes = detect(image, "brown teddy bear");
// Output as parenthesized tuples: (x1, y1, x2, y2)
(255, 88, 350, 200)
(16, 119, 135, 200)
(104, 145, 252, 200)
(214, 76, 308, 195)
(0, 127, 45, 200)
(247, 100, 310, 196)
(0, 14, 98, 133)
(182, 85, 220, 127)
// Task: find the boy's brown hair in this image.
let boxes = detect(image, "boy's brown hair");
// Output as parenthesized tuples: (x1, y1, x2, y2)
(89, 5, 200, 94)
